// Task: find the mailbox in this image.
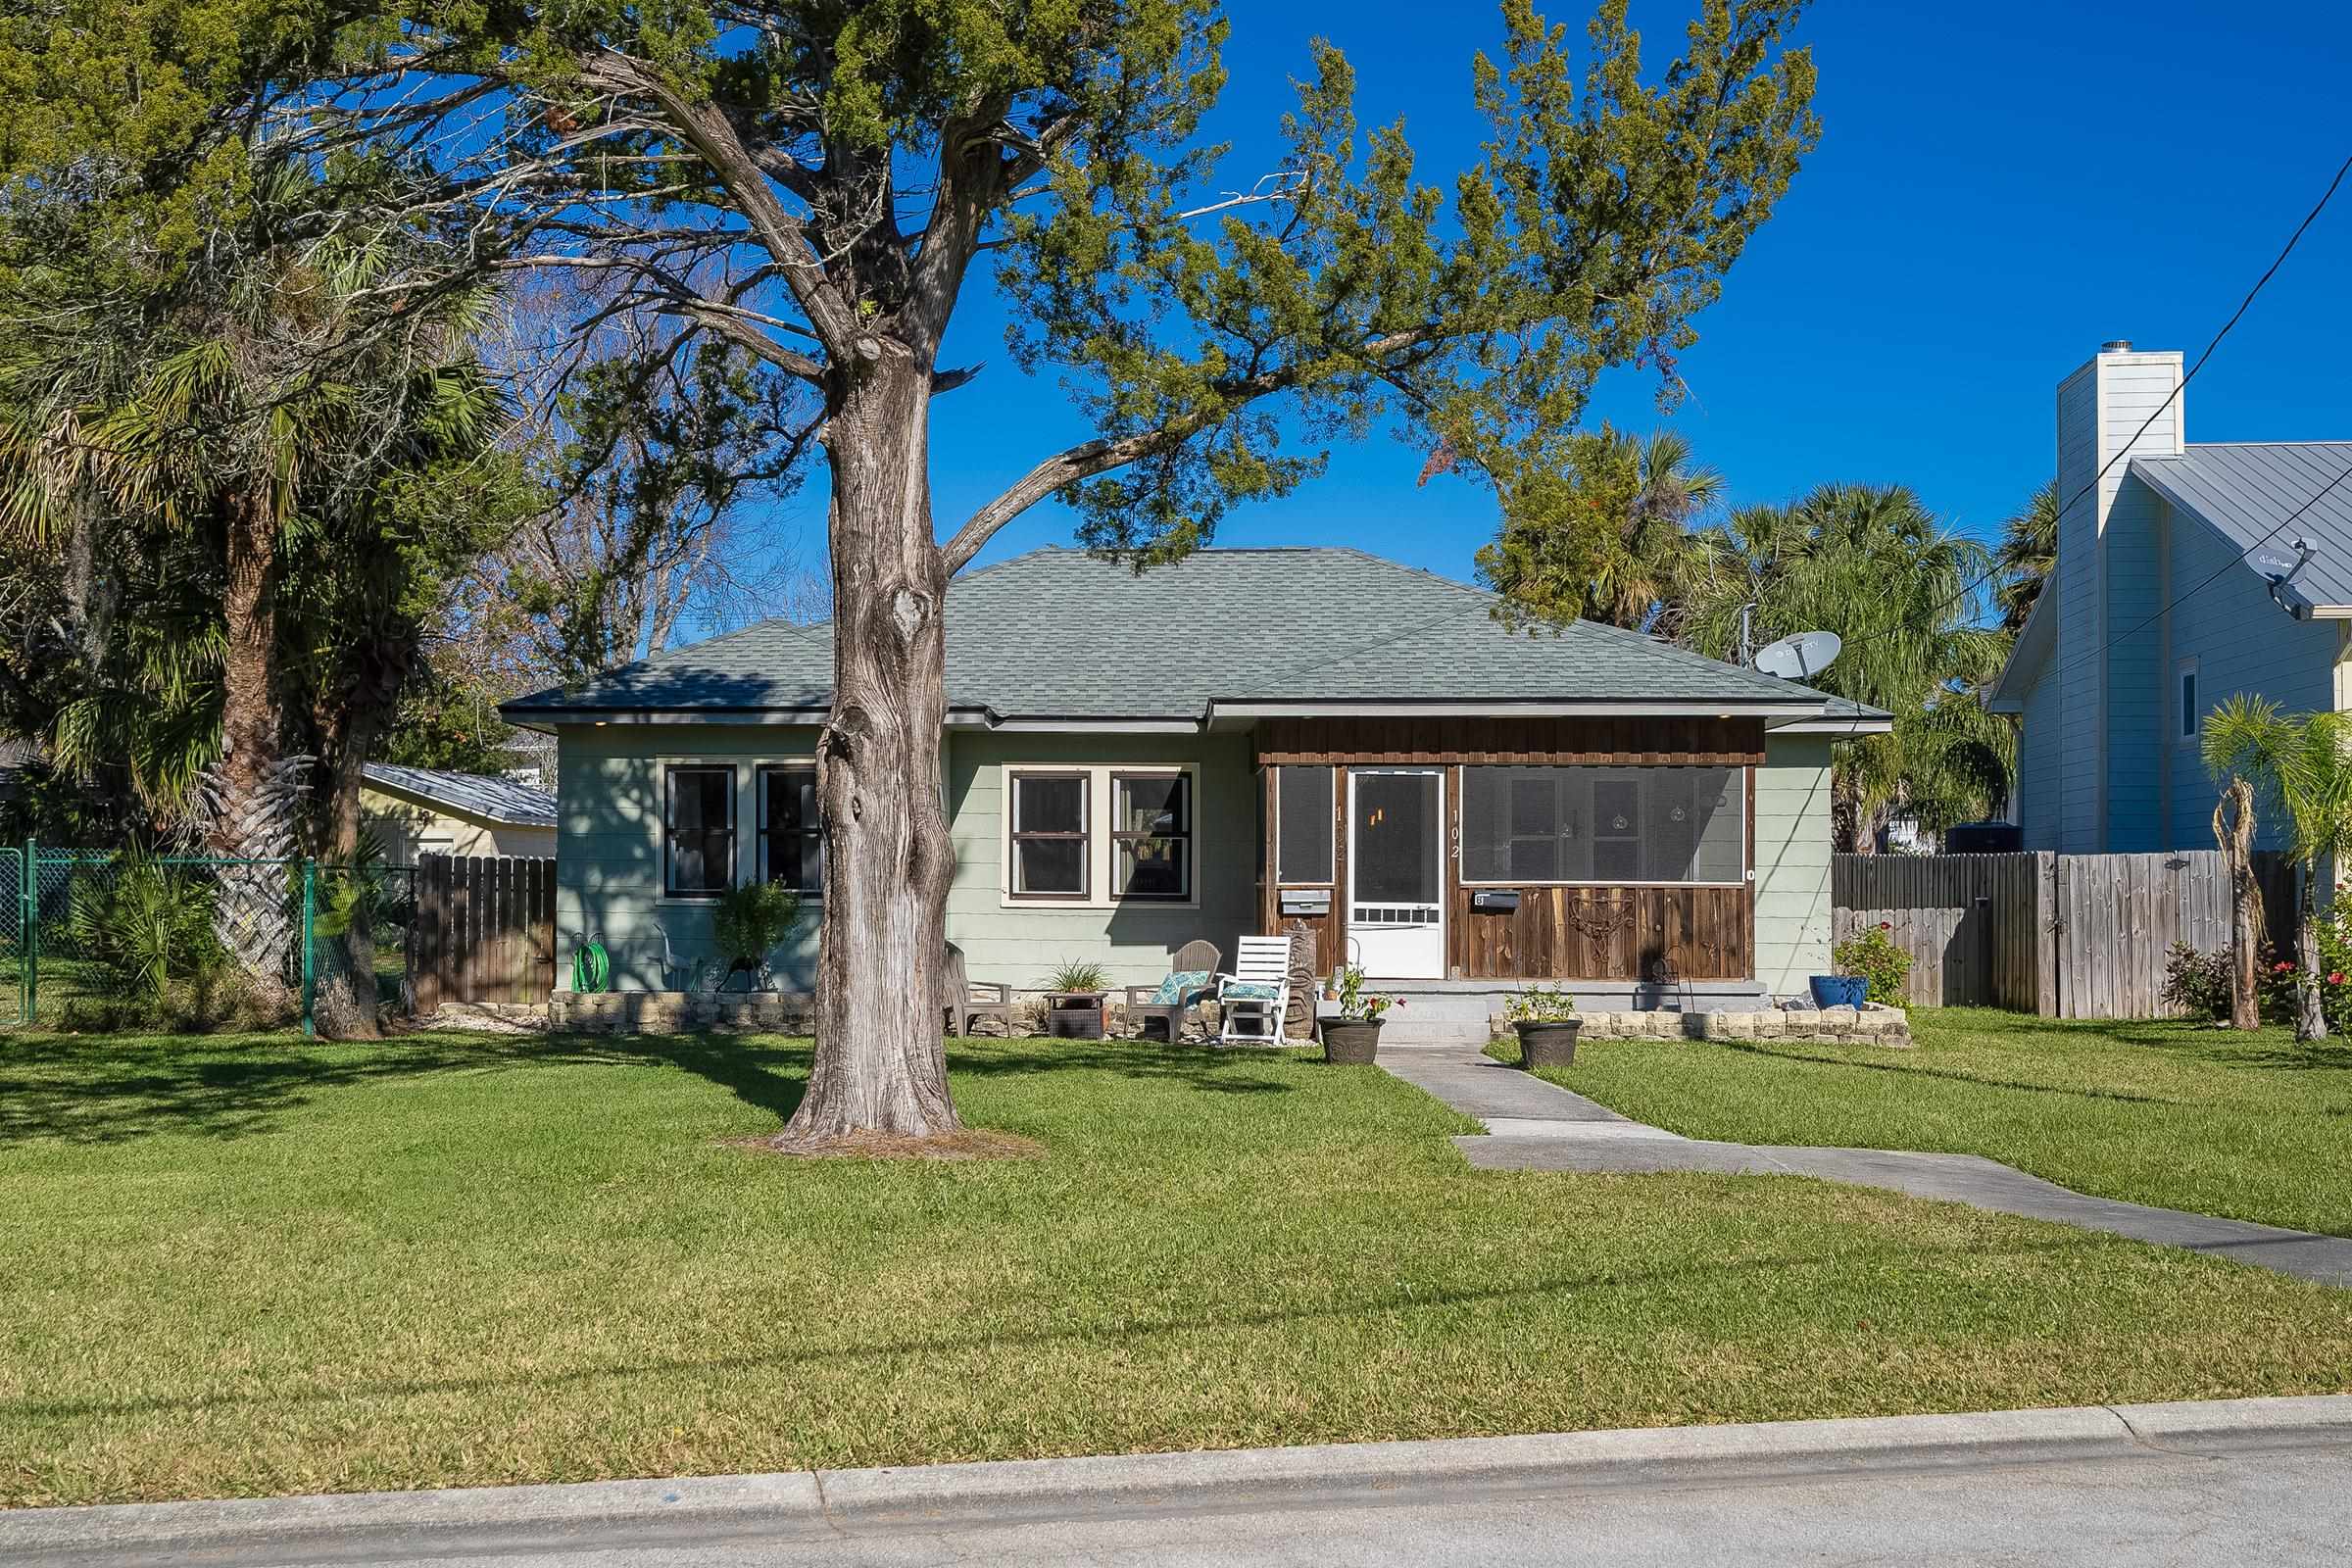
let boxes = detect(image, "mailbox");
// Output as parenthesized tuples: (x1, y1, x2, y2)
(1279, 888, 1332, 916)
(1470, 889, 1521, 912)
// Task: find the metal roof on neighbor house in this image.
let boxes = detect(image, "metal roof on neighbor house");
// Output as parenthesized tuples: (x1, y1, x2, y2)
(504, 547, 1879, 726)
(2130, 442, 2352, 612)
(363, 763, 557, 827)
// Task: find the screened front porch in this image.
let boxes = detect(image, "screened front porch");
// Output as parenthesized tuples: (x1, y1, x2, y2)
(1250, 717, 1762, 986)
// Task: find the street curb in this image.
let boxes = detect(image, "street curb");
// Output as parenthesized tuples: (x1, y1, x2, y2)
(6, 1396, 2349, 1558)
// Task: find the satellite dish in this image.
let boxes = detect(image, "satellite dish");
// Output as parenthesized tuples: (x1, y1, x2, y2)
(1754, 630, 1842, 680)
(2251, 540, 2314, 583)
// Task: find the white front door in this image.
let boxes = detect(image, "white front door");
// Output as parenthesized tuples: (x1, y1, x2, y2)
(1348, 768, 1446, 979)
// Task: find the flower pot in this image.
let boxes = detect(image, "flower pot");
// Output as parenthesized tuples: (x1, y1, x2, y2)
(1514, 1018, 1581, 1069)
(1809, 975, 1871, 1008)
(1322, 1018, 1384, 1064)
(1047, 992, 1106, 1040)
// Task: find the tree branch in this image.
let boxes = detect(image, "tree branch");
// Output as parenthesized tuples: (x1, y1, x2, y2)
(940, 326, 1437, 572)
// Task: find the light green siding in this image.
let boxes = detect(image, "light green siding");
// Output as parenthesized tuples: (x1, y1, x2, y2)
(946, 731, 1257, 990)
(1754, 733, 1834, 996)
(556, 724, 825, 990)
(557, 723, 1257, 994)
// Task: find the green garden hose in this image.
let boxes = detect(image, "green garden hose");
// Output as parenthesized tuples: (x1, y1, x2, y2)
(570, 935, 611, 994)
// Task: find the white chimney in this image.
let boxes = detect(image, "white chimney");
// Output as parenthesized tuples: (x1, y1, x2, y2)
(2051, 342, 2184, 851)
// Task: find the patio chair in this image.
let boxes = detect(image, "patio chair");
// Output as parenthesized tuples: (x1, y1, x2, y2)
(1124, 940, 1222, 1043)
(941, 942, 1014, 1038)
(1217, 935, 1294, 1044)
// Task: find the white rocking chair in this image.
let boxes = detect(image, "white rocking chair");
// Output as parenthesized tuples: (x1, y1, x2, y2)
(1217, 935, 1294, 1044)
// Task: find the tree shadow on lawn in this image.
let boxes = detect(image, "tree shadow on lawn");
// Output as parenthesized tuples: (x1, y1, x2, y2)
(1711, 1041, 2184, 1106)
(0, 1033, 1290, 1149)
(1, 1230, 2108, 1425)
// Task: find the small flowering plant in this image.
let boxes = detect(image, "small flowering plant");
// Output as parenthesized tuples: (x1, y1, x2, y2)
(1504, 983, 1579, 1023)
(1335, 963, 1405, 1023)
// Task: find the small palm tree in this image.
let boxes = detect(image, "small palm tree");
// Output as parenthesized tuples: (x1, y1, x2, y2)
(1678, 484, 2013, 850)
(1994, 479, 2059, 633)
(2202, 696, 2352, 1041)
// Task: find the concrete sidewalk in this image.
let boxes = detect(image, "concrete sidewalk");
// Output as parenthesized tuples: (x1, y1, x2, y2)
(5, 1397, 2348, 1566)
(1380, 1047, 2352, 1288)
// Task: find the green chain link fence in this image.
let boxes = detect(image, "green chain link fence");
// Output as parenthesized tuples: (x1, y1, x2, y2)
(0, 843, 416, 1034)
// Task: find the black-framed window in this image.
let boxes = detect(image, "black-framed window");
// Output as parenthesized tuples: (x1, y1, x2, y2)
(1113, 772, 1192, 901)
(1275, 765, 1334, 885)
(1462, 765, 1743, 885)
(1010, 771, 1089, 898)
(664, 764, 736, 897)
(2179, 662, 2200, 743)
(759, 765, 823, 896)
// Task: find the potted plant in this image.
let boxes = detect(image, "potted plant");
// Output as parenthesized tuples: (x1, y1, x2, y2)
(1503, 983, 1581, 1068)
(711, 881, 803, 991)
(1322, 963, 1402, 1064)
(1043, 959, 1110, 1039)
(1815, 922, 1913, 1009)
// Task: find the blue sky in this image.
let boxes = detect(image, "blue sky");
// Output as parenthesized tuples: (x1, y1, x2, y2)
(763, 2, 2352, 601)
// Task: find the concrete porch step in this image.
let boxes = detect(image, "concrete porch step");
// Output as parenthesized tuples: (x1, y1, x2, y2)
(1375, 1018, 1496, 1047)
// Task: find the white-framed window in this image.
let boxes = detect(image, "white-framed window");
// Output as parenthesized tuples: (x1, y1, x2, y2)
(653, 755, 820, 902)
(1459, 765, 1745, 886)
(2178, 658, 2201, 746)
(1003, 763, 1199, 907)
(1008, 770, 1091, 899)
(663, 764, 737, 898)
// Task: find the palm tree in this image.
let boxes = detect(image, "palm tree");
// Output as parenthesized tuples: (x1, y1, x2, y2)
(1680, 483, 2014, 852)
(1479, 423, 1722, 631)
(2201, 696, 2352, 1042)
(1994, 479, 2059, 633)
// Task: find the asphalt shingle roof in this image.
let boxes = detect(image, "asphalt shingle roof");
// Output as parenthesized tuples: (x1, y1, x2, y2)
(363, 763, 558, 827)
(505, 548, 1855, 721)
(2130, 442, 2352, 611)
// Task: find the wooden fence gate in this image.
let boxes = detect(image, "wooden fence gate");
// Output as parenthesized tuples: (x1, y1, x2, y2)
(408, 855, 557, 1014)
(1834, 851, 2295, 1019)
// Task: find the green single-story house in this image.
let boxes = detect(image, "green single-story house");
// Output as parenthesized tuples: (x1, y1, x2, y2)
(503, 547, 1886, 1009)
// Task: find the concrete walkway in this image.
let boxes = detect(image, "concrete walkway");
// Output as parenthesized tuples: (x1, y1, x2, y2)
(1379, 1046, 2352, 1289)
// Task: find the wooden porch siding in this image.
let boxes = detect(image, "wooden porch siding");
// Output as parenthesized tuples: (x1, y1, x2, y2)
(1448, 885, 1750, 981)
(1250, 715, 1765, 767)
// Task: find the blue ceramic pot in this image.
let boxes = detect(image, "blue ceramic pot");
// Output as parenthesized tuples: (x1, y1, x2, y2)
(1808, 975, 1871, 1008)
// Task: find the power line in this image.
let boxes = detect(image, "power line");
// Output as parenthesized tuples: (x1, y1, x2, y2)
(2044, 458, 2352, 689)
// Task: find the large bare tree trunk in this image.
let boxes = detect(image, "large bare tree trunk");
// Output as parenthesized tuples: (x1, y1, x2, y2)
(775, 349, 960, 1147)
(2214, 778, 2263, 1030)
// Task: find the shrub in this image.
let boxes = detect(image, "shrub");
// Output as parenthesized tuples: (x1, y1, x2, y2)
(2162, 942, 2234, 1020)
(711, 881, 803, 973)
(1832, 923, 1913, 1007)
(1043, 959, 1110, 994)
(65, 853, 226, 1005)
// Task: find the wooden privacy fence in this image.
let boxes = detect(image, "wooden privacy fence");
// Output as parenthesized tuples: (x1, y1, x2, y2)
(1834, 851, 2296, 1019)
(408, 855, 557, 1014)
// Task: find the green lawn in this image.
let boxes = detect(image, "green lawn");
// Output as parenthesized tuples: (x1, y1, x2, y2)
(1, 1028, 2348, 1508)
(1502, 1008, 2352, 1236)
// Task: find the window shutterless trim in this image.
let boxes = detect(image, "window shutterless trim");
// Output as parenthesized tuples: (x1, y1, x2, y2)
(1007, 768, 1092, 901)
(1110, 770, 1193, 902)
(662, 763, 737, 899)
(755, 763, 824, 899)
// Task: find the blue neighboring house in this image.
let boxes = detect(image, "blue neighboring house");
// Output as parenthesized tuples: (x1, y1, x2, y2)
(1990, 341, 2352, 854)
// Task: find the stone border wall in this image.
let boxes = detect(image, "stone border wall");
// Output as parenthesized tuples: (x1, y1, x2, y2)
(1551, 1003, 1912, 1048)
